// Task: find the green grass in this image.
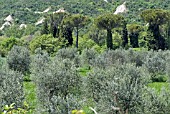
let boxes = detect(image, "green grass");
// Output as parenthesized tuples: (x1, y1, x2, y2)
(148, 82, 169, 92)
(23, 78, 169, 113)
(24, 81, 37, 113)
(78, 66, 91, 76)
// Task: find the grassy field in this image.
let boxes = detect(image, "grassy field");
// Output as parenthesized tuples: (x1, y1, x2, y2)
(24, 82, 37, 113)
(24, 80, 169, 112)
(23, 67, 170, 112)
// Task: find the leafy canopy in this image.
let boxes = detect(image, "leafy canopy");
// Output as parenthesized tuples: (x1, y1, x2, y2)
(141, 9, 170, 25)
(95, 13, 125, 30)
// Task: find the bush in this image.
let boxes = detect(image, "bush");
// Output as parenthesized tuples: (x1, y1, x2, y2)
(7, 46, 30, 74)
(87, 64, 150, 113)
(91, 49, 129, 69)
(0, 38, 19, 57)
(31, 50, 82, 113)
(76, 36, 98, 52)
(142, 88, 170, 114)
(0, 65, 24, 109)
(152, 75, 167, 82)
(144, 50, 167, 81)
(56, 48, 81, 67)
(29, 34, 66, 55)
(81, 48, 98, 69)
(56, 48, 78, 60)
(0, 57, 5, 69)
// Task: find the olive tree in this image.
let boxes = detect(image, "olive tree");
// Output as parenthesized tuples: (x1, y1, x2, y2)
(31, 49, 82, 113)
(87, 64, 150, 114)
(7, 45, 30, 74)
(0, 66, 24, 109)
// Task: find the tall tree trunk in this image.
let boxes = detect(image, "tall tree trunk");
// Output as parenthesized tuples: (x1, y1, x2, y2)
(166, 21, 170, 49)
(129, 32, 139, 48)
(107, 29, 113, 49)
(149, 24, 165, 50)
(67, 28, 73, 46)
(53, 25, 57, 38)
(76, 27, 79, 48)
(122, 23, 128, 48)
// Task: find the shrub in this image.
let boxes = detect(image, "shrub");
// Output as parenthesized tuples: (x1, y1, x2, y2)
(0, 57, 5, 69)
(0, 38, 19, 57)
(29, 34, 66, 55)
(0, 65, 24, 109)
(56, 48, 78, 60)
(142, 88, 170, 114)
(87, 64, 150, 113)
(31, 50, 82, 113)
(56, 48, 81, 67)
(76, 36, 98, 51)
(81, 48, 98, 69)
(7, 46, 30, 74)
(91, 49, 129, 69)
(144, 50, 166, 81)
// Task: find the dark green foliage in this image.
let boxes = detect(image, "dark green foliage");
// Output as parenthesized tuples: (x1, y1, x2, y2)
(31, 50, 82, 113)
(122, 22, 128, 48)
(166, 20, 170, 49)
(141, 9, 169, 50)
(7, 45, 30, 74)
(60, 24, 73, 46)
(128, 24, 143, 48)
(0, 65, 24, 109)
(4, 25, 24, 38)
(41, 18, 49, 35)
(49, 12, 68, 38)
(63, 14, 90, 48)
(96, 13, 125, 49)
(0, 0, 169, 25)
(107, 29, 113, 49)
(88, 25, 106, 46)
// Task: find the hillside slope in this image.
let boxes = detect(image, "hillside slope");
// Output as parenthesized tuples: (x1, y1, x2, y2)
(0, 0, 169, 24)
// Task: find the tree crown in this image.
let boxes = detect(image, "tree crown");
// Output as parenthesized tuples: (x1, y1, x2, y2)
(141, 9, 170, 25)
(95, 13, 125, 30)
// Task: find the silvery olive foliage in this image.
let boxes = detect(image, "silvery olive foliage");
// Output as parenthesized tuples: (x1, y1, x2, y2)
(144, 50, 166, 74)
(56, 48, 78, 60)
(166, 56, 170, 82)
(0, 65, 24, 109)
(126, 49, 147, 67)
(142, 88, 170, 114)
(87, 63, 150, 114)
(7, 45, 31, 74)
(144, 50, 168, 81)
(93, 48, 147, 69)
(56, 48, 81, 67)
(81, 48, 98, 68)
(31, 49, 82, 113)
(0, 57, 5, 70)
(91, 49, 126, 69)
